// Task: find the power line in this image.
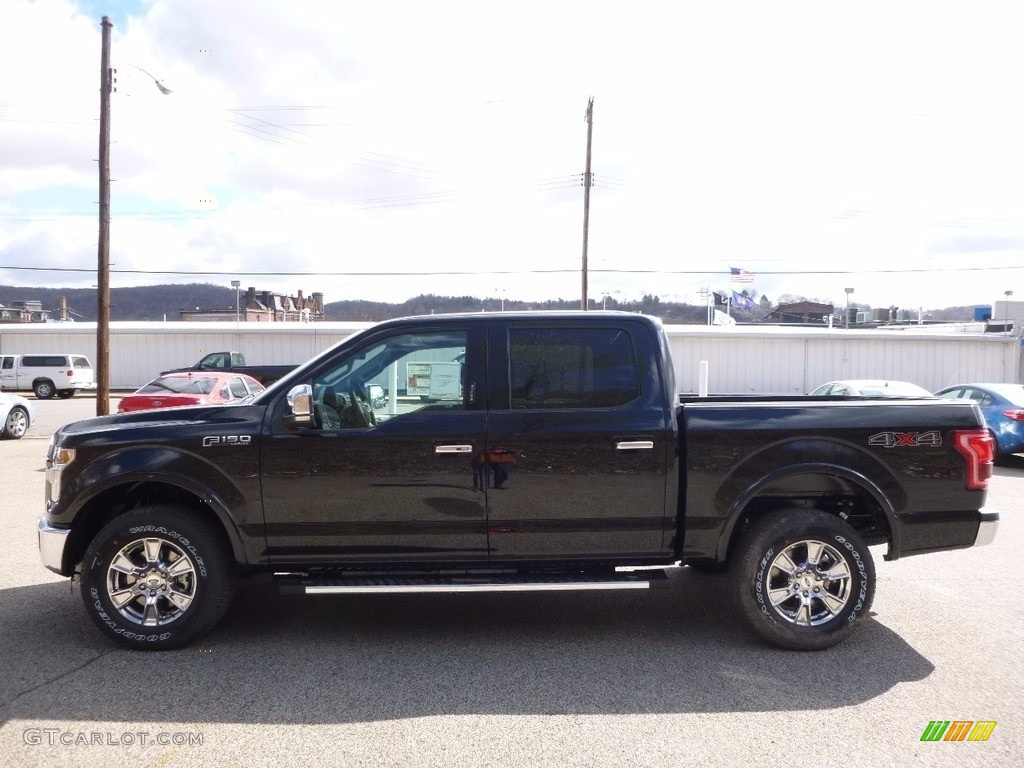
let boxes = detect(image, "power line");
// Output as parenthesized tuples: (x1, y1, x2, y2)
(0, 175, 596, 221)
(2, 264, 1021, 278)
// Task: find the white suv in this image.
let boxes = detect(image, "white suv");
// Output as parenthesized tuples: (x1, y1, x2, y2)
(0, 354, 96, 399)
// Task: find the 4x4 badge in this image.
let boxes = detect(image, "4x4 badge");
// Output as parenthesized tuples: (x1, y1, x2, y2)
(869, 431, 942, 448)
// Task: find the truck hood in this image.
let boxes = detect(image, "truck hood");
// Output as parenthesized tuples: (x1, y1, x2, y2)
(55, 402, 267, 439)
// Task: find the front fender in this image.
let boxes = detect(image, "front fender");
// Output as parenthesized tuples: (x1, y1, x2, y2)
(53, 445, 261, 570)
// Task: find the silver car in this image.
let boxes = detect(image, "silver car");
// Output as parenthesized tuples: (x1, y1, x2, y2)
(0, 392, 36, 439)
(810, 380, 932, 397)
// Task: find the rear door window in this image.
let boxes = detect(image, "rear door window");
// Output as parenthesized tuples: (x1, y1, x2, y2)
(507, 327, 639, 409)
(228, 377, 249, 398)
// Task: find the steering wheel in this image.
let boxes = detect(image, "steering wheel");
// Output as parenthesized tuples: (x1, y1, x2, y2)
(349, 384, 377, 427)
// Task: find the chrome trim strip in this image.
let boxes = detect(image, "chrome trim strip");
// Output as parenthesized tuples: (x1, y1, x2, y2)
(616, 440, 654, 451)
(303, 581, 653, 595)
(37, 517, 70, 574)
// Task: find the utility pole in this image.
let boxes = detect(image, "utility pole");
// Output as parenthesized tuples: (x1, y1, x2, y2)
(580, 97, 594, 311)
(97, 16, 112, 416)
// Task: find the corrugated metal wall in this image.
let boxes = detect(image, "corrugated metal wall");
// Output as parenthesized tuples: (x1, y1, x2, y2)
(0, 322, 370, 389)
(1, 321, 1020, 392)
(666, 326, 1020, 393)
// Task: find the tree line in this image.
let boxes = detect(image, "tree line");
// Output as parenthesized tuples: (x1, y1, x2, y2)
(0, 283, 974, 324)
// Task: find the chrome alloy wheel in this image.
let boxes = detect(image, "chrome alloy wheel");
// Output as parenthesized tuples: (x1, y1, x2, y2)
(764, 539, 852, 626)
(5, 408, 28, 438)
(105, 537, 197, 626)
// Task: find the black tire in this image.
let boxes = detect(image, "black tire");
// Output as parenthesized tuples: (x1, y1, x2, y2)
(81, 505, 235, 650)
(57, 389, 75, 399)
(34, 380, 55, 399)
(2, 406, 29, 439)
(733, 509, 875, 651)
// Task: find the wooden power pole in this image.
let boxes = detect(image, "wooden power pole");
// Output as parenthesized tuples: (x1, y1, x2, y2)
(97, 16, 112, 415)
(580, 97, 594, 311)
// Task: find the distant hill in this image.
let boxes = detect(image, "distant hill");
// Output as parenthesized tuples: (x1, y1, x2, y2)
(0, 284, 236, 322)
(0, 284, 975, 324)
(0, 284, 708, 323)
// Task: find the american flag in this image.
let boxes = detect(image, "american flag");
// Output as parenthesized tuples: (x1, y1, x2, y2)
(730, 267, 754, 283)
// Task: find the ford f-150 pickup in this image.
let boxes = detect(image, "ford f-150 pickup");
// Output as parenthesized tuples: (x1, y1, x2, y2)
(37, 312, 999, 651)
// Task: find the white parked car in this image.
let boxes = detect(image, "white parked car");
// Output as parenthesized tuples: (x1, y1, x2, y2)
(810, 380, 932, 397)
(1, 392, 35, 439)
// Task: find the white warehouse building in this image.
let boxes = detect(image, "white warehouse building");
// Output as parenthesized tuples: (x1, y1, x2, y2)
(0, 319, 1020, 393)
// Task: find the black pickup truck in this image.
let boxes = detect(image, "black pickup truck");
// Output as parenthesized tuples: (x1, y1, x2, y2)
(161, 351, 295, 386)
(38, 312, 998, 651)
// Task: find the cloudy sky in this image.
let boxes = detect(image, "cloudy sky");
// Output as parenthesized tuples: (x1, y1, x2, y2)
(2, 0, 1022, 311)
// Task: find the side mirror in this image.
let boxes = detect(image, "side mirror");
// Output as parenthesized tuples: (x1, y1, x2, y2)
(284, 384, 314, 429)
(367, 383, 385, 410)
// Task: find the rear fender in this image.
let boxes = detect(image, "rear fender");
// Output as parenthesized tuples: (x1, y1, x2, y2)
(713, 438, 904, 561)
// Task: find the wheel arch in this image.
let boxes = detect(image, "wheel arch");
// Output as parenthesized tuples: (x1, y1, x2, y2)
(63, 476, 248, 574)
(717, 463, 902, 563)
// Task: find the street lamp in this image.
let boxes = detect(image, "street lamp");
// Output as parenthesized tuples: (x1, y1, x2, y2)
(844, 287, 855, 330)
(231, 280, 241, 324)
(96, 16, 171, 416)
(1005, 290, 1014, 336)
(123, 64, 172, 95)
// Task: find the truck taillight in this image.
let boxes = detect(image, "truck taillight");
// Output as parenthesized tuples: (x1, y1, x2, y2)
(953, 429, 994, 491)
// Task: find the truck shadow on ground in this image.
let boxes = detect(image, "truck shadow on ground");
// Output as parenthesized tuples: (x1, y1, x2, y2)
(994, 453, 1024, 473)
(1, 568, 933, 725)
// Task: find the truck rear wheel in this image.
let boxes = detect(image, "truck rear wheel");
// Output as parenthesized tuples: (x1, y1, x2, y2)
(33, 380, 55, 399)
(81, 505, 235, 650)
(734, 509, 875, 650)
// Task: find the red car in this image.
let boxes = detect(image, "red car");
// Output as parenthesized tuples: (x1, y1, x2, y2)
(117, 371, 265, 413)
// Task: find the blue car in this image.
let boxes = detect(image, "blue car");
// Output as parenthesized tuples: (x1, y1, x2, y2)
(935, 383, 1024, 456)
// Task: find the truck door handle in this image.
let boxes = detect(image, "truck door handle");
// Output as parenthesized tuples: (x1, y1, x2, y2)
(435, 444, 474, 454)
(616, 440, 654, 451)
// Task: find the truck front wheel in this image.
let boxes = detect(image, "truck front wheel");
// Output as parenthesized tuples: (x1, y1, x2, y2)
(734, 509, 875, 650)
(81, 505, 235, 650)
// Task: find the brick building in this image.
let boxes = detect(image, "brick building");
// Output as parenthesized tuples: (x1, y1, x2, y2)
(180, 288, 325, 322)
(0, 300, 51, 323)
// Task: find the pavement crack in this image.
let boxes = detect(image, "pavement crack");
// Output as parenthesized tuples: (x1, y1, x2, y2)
(0, 647, 120, 718)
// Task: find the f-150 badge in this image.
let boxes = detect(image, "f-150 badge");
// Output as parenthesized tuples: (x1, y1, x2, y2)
(202, 435, 252, 447)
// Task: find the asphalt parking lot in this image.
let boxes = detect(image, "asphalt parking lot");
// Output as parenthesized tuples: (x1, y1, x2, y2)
(1, 397, 1021, 767)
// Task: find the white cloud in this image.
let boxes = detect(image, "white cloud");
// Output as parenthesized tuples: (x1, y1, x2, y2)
(2, 0, 1023, 310)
